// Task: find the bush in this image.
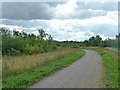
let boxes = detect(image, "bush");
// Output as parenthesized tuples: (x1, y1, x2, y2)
(2, 38, 24, 55)
(24, 45, 43, 55)
(9, 48, 21, 55)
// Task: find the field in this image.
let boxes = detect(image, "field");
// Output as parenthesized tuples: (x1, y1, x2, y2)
(3, 48, 77, 77)
(2, 48, 85, 88)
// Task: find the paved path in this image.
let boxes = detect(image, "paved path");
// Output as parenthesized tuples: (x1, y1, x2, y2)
(29, 50, 102, 88)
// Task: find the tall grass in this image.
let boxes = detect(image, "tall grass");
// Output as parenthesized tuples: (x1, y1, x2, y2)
(101, 48, 118, 88)
(2, 48, 77, 77)
(2, 48, 85, 88)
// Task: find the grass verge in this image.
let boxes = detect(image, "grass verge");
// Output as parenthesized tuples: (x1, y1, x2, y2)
(2, 48, 85, 88)
(3, 48, 77, 77)
(83, 47, 118, 88)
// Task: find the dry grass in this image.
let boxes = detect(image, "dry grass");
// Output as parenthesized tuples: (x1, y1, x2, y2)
(2, 48, 77, 75)
(102, 47, 118, 61)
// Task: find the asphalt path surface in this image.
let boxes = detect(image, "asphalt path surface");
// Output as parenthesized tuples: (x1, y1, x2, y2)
(29, 49, 102, 88)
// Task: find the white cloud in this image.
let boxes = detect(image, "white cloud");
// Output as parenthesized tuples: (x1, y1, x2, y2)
(32, 31, 39, 35)
(1, 1, 118, 41)
(2, 2, 117, 20)
(0, 24, 23, 32)
(55, 0, 77, 19)
(98, 34, 115, 40)
(0, 10, 118, 41)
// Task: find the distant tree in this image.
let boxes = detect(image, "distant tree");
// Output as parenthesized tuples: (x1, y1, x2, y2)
(116, 33, 120, 39)
(88, 35, 102, 46)
(22, 31, 28, 38)
(1, 28, 11, 38)
(95, 35, 102, 46)
(38, 29, 48, 40)
(13, 30, 19, 38)
(84, 40, 89, 47)
(48, 35, 53, 41)
(89, 36, 95, 41)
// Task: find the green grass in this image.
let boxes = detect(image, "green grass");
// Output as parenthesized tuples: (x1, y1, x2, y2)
(2, 48, 85, 88)
(84, 48, 118, 88)
(0, 78, 1, 90)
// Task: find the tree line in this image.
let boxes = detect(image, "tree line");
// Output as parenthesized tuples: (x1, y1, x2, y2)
(1, 28, 57, 55)
(0, 28, 119, 56)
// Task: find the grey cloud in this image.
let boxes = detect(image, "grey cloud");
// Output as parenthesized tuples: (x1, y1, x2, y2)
(68, 8, 108, 20)
(2, 19, 50, 28)
(2, 2, 55, 20)
(2, 2, 118, 20)
(77, 2, 118, 11)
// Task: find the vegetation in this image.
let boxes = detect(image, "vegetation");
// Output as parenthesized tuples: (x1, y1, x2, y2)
(83, 47, 118, 88)
(2, 48, 85, 88)
(1, 28, 119, 56)
(57, 34, 119, 48)
(1, 28, 57, 55)
(1, 27, 119, 88)
(3, 48, 78, 77)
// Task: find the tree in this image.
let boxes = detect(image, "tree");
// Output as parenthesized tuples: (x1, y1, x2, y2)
(22, 31, 28, 38)
(1, 28, 11, 38)
(87, 35, 102, 46)
(95, 35, 102, 46)
(48, 35, 53, 41)
(13, 30, 19, 38)
(38, 29, 48, 40)
(116, 33, 119, 38)
(84, 40, 89, 47)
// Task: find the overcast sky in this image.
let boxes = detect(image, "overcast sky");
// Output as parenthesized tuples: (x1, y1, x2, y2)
(0, 0, 118, 41)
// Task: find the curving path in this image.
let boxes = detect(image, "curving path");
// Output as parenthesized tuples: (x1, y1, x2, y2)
(29, 50, 102, 88)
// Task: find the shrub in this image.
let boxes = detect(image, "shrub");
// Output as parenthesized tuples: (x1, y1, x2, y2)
(9, 48, 21, 56)
(24, 46, 43, 55)
(2, 38, 24, 55)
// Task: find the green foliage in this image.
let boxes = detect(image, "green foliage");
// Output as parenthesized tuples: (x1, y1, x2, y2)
(24, 46, 43, 55)
(38, 29, 48, 40)
(1, 28, 58, 55)
(88, 35, 102, 46)
(2, 37, 24, 55)
(1, 27, 119, 56)
(9, 48, 21, 55)
(80, 34, 119, 48)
